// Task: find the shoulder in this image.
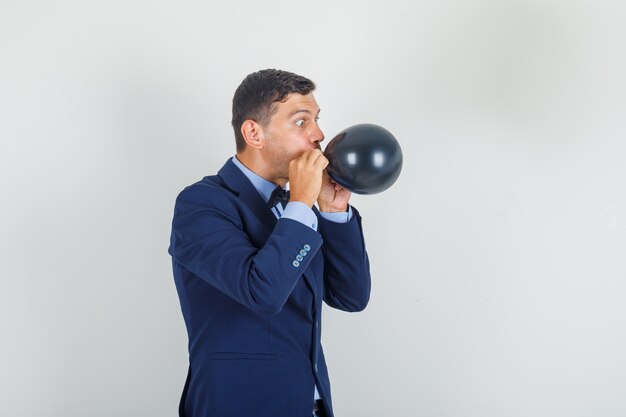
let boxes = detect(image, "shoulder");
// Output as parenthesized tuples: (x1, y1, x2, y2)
(174, 175, 237, 213)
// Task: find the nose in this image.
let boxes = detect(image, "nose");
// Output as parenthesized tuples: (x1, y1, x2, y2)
(311, 124, 325, 145)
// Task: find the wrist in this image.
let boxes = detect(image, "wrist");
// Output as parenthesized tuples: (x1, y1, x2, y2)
(318, 203, 348, 213)
(289, 197, 315, 208)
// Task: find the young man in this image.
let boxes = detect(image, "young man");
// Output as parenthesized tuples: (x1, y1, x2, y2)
(169, 69, 371, 417)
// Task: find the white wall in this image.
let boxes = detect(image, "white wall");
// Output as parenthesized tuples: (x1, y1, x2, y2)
(1, 1, 625, 416)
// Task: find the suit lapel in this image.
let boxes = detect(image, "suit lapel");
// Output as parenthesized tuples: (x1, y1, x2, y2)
(239, 180, 279, 231)
(217, 159, 277, 232)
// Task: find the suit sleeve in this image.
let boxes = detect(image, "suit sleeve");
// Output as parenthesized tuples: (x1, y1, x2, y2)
(169, 184, 323, 315)
(317, 206, 371, 312)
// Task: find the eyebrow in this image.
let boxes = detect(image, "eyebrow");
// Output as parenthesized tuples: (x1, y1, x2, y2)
(289, 109, 321, 118)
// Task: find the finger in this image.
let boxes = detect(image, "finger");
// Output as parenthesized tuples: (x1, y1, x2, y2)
(299, 149, 313, 163)
(306, 149, 323, 165)
(313, 153, 329, 170)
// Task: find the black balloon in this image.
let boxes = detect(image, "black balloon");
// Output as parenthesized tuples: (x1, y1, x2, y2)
(324, 123, 403, 195)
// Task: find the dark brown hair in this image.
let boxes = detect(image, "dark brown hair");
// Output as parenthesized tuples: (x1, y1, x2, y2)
(231, 69, 316, 152)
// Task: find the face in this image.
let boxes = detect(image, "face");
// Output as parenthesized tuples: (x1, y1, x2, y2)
(259, 93, 324, 181)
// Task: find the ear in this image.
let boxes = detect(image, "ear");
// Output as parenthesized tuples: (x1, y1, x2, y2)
(241, 120, 265, 150)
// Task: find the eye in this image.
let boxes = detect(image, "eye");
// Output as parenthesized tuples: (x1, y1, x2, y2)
(295, 119, 305, 127)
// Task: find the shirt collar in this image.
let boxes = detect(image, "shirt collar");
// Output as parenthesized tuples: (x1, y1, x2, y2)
(231, 156, 285, 204)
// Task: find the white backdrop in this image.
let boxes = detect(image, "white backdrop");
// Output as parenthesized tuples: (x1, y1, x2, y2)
(1, 1, 625, 416)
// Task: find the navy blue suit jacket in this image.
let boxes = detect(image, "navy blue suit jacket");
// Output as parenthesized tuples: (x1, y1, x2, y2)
(169, 159, 371, 417)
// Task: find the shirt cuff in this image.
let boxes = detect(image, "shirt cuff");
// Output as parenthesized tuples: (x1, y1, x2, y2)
(282, 202, 318, 231)
(319, 205, 353, 223)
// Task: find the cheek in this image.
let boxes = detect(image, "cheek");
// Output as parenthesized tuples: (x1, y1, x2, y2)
(268, 139, 294, 160)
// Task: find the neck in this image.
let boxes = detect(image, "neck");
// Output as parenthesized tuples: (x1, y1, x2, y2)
(236, 151, 287, 187)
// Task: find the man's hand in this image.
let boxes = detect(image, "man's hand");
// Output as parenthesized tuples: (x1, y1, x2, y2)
(288, 150, 329, 207)
(317, 170, 351, 213)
